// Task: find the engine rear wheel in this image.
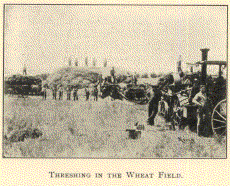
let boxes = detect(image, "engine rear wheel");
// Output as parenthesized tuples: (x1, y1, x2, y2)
(211, 99, 226, 138)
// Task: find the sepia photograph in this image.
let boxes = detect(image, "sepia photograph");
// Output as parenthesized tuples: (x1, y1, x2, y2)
(3, 4, 227, 158)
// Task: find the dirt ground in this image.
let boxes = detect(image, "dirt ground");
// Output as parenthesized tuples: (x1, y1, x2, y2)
(3, 94, 226, 158)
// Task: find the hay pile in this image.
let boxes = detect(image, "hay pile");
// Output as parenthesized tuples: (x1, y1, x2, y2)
(46, 66, 101, 88)
(46, 66, 133, 89)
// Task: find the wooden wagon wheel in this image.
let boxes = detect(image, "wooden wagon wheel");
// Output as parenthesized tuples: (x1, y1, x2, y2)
(211, 99, 227, 138)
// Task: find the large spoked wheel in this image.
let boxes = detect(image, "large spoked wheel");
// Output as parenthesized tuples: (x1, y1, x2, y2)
(211, 99, 227, 138)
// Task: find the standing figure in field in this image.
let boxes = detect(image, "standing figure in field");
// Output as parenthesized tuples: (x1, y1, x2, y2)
(23, 64, 27, 76)
(42, 86, 47, 100)
(192, 85, 208, 136)
(110, 67, 116, 83)
(67, 86, 72, 100)
(177, 56, 184, 78)
(133, 75, 137, 85)
(52, 86, 57, 100)
(58, 86, 63, 100)
(73, 87, 78, 101)
(188, 78, 200, 104)
(93, 86, 98, 101)
(147, 87, 162, 126)
(147, 73, 174, 126)
(85, 87, 90, 101)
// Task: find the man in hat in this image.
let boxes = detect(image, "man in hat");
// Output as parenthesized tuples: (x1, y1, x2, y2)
(52, 86, 57, 100)
(67, 86, 72, 100)
(192, 85, 208, 136)
(147, 86, 162, 126)
(110, 67, 116, 83)
(85, 87, 90, 101)
(188, 78, 200, 104)
(73, 87, 78, 101)
(23, 64, 27, 76)
(42, 85, 47, 100)
(58, 86, 63, 100)
(93, 86, 98, 101)
(133, 75, 137, 85)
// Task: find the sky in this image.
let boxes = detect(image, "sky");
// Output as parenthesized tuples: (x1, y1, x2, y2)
(4, 5, 227, 76)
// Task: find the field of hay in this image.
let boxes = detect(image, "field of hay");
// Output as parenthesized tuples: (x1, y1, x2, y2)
(3, 93, 226, 158)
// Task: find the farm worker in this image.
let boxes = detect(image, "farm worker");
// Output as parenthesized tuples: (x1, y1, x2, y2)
(85, 87, 90, 101)
(52, 86, 57, 100)
(188, 78, 200, 104)
(133, 75, 137, 85)
(73, 87, 78, 101)
(42, 86, 47, 100)
(58, 86, 63, 100)
(66, 87, 69, 100)
(177, 57, 184, 78)
(23, 64, 27, 76)
(147, 87, 162, 126)
(93, 86, 98, 101)
(67, 86, 71, 100)
(192, 85, 208, 136)
(110, 67, 116, 83)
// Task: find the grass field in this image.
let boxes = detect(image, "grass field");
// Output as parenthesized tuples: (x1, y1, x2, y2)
(3, 94, 226, 158)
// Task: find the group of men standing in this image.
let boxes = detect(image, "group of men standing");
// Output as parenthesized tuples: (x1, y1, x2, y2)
(42, 85, 98, 101)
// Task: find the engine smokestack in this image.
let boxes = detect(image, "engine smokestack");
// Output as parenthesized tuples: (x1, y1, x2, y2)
(200, 48, 210, 85)
(200, 48, 210, 61)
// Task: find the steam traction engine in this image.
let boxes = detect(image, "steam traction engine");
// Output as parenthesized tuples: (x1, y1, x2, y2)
(169, 49, 227, 138)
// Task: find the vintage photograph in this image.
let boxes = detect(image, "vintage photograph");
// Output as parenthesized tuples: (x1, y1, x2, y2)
(3, 5, 227, 158)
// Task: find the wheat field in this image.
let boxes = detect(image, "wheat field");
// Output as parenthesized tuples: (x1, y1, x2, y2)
(3, 94, 226, 158)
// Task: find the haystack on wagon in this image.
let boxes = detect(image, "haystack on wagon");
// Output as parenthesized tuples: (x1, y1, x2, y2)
(4, 74, 42, 96)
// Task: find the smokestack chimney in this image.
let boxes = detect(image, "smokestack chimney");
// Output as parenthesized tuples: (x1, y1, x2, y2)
(200, 48, 210, 85)
(200, 48, 210, 61)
